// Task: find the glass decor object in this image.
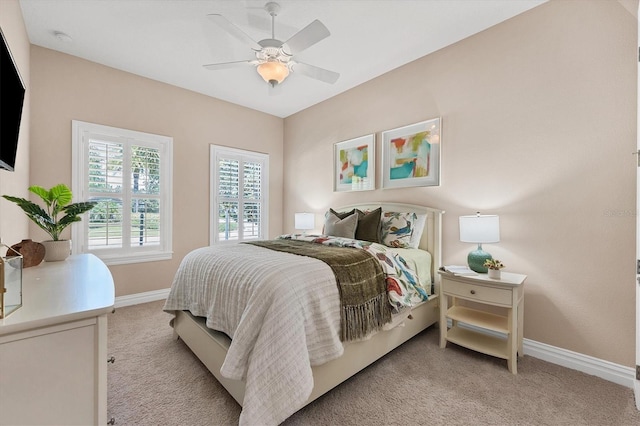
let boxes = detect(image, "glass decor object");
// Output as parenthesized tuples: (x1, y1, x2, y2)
(0, 244, 23, 318)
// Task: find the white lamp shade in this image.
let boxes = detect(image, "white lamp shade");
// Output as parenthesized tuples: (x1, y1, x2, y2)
(459, 214, 500, 243)
(295, 212, 315, 230)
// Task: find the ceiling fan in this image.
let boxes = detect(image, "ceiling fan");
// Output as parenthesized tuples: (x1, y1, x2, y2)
(203, 2, 339, 88)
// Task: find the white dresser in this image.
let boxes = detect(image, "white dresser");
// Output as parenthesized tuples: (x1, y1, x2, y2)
(0, 254, 115, 425)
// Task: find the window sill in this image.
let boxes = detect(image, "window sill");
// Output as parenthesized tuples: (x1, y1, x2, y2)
(91, 251, 173, 266)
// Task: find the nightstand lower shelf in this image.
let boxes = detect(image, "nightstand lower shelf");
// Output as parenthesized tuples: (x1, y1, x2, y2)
(446, 326, 509, 360)
(446, 306, 508, 334)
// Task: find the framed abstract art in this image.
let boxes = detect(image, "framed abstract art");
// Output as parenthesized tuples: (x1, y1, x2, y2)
(334, 134, 375, 192)
(381, 118, 441, 189)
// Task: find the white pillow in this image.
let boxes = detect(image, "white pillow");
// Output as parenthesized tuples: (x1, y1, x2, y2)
(408, 213, 427, 249)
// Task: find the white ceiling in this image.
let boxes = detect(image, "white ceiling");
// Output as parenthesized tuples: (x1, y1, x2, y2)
(19, 0, 546, 118)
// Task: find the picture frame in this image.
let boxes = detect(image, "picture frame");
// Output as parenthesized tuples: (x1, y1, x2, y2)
(333, 134, 375, 192)
(381, 117, 441, 189)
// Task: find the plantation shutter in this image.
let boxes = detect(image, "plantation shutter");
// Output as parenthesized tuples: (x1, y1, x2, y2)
(212, 145, 268, 243)
(217, 158, 240, 241)
(72, 120, 173, 265)
(130, 145, 162, 248)
(87, 138, 125, 250)
(243, 161, 262, 240)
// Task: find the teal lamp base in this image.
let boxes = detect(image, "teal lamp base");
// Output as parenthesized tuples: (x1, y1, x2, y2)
(467, 244, 492, 273)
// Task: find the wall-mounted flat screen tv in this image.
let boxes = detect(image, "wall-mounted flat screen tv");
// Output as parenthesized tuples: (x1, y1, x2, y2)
(0, 26, 25, 172)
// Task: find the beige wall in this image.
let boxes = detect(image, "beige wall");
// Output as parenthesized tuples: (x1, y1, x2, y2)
(29, 47, 284, 297)
(0, 0, 30, 246)
(8, 0, 638, 368)
(283, 0, 638, 367)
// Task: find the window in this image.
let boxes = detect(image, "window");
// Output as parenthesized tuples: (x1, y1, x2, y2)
(210, 145, 269, 244)
(72, 120, 173, 264)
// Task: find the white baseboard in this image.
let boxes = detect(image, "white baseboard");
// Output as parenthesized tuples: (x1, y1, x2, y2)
(118, 293, 637, 389)
(114, 288, 171, 308)
(449, 319, 636, 389)
(523, 338, 635, 388)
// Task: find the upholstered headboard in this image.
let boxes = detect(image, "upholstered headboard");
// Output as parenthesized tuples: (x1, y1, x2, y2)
(335, 202, 445, 287)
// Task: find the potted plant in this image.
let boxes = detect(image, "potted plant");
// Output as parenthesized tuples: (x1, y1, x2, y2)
(2, 184, 97, 261)
(483, 258, 505, 279)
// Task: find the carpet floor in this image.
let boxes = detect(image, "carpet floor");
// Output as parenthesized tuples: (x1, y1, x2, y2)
(107, 300, 640, 425)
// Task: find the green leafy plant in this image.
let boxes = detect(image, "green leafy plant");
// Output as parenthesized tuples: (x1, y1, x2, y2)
(3, 184, 97, 241)
(483, 258, 505, 270)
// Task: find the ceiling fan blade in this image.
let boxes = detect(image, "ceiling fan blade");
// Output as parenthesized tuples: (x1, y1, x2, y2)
(293, 62, 340, 84)
(207, 14, 262, 51)
(203, 60, 253, 71)
(283, 20, 330, 55)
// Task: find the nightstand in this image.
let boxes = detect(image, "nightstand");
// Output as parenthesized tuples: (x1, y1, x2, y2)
(438, 270, 526, 374)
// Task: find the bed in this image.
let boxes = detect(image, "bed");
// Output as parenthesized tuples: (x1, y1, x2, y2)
(164, 202, 444, 425)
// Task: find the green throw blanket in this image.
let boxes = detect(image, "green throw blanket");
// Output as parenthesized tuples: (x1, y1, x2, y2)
(246, 239, 391, 341)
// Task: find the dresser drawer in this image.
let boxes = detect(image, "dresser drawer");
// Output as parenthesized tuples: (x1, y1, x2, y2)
(443, 279, 512, 305)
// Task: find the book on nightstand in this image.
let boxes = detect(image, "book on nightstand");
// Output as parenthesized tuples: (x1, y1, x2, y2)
(439, 265, 478, 276)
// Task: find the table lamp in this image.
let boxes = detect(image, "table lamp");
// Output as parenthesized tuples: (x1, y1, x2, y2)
(294, 212, 314, 234)
(459, 212, 500, 273)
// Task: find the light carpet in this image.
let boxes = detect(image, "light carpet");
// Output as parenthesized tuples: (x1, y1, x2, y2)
(107, 300, 640, 425)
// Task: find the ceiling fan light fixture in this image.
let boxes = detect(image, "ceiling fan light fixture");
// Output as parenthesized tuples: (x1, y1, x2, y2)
(257, 61, 289, 86)
(205, 3, 339, 87)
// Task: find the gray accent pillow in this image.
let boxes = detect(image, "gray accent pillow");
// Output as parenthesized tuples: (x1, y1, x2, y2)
(330, 207, 382, 243)
(324, 210, 358, 239)
(330, 208, 355, 220)
(354, 208, 382, 243)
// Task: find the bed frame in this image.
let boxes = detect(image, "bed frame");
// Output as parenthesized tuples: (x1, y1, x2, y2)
(172, 202, 444, 409)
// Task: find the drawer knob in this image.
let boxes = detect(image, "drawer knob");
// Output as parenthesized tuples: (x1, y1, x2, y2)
(470, 290, 476, 295)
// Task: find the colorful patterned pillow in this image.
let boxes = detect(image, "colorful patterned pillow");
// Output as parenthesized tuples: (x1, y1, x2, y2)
(324, 210, 358, 239)
(380, 211, 418, 248)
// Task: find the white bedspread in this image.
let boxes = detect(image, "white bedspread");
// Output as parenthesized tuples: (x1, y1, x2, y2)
(163, 244, 344, 425)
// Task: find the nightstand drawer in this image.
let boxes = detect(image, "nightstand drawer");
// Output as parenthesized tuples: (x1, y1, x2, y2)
(443, 280, 511, 305)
